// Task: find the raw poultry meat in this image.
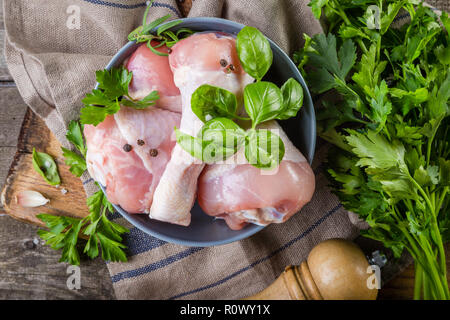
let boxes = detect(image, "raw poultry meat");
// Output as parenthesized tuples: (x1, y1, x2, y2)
(85, 41, 181, 213)
(84, 107, 180, 214)
(149, 32, 254, 226)
(126, 42, 181, 113)
(197, 121, 315, 230)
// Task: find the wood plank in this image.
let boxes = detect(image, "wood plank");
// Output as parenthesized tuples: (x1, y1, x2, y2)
(0, 87, 27, 208)
(0, 214, 115, 299)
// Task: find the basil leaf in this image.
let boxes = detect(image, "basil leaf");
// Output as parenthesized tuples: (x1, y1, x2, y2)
(244, 81, 283, 126)
(244, 129, 285, 170)
(175, 128, 206, 161)
(32, 148, 61, 186)
(191, 85, 238, 122)
(199, 118, 245, 162)
(236, 26, 273, 81)
(277, 78, 304, 120)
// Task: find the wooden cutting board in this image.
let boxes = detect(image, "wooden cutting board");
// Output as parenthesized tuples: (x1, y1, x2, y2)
(1, 109, 90, 226)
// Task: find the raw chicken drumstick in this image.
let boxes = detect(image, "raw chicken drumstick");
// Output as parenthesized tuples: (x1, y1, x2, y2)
(198, 121, 316, 230)
(149, 32, 254, 226)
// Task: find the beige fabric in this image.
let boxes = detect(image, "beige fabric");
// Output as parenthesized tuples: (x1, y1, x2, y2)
(3, 0, 369, 299)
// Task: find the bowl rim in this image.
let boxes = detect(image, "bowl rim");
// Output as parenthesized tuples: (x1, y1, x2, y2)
(96, 17, 316, 247)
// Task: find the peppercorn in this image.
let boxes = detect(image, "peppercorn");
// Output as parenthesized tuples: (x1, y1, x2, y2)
(137, 139, 145, 146)
(123, 144, 132, 152)
(220, 59, 228, 67)
(149, 149, 158, 157)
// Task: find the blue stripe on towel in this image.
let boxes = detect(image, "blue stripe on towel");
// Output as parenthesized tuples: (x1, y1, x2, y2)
(110, 203, 342, 284)
(111, 247, 203, 282)
(168, 203, 343, 300)
(80, 0, 181, 17)
(124, 228, 167, 256)
(82, 178, 94, 185)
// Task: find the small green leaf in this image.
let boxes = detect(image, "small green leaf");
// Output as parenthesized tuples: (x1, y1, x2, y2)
(345, 130, 407, 172)
(191, 85, 238, 122)
(175, 128, 206, 161)
(199, 118, 245, 163)
(61, 147, 87, 177)
(308, 0, 328, 19)
(370, 80, 392, 129)
(414, 165, 439, 187)
(244, 81, 283, 126)
(244, 129, 285, 170)
(66, 121, 86, 156)
(32, 148, 61, 186)
(97, 233, 128, 262)
(95, 67, 131, 99)
(236, 26, 273, 81)
(121, 90, 160, 109)
(278, 78, 304, 120)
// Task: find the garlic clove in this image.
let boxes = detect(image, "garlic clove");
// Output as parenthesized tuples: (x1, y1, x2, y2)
(15, 190, 50, 208)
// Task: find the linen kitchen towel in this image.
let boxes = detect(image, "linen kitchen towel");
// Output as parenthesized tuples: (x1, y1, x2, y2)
(3, 0, 402, 299)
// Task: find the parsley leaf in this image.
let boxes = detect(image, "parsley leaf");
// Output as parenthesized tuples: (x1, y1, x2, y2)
(37, 189, 129, 266)
(80, 67, 159, 126)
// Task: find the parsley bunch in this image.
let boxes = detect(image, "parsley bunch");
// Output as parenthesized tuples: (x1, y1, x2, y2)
(297, 0, 449, 299)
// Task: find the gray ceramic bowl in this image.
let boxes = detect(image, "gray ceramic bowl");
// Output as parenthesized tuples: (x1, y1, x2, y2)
(98, 17, 316, 247)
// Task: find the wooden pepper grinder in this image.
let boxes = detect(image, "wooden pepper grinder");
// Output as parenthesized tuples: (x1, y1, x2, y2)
(245, 239, 378, 300)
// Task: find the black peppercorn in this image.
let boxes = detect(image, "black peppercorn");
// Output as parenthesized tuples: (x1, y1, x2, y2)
(123, 144, 132, 152)
(228, 64, 235, 71)
(137, 139, 145, 146)
(220, 59, 228, 67)
(149, 149, 158, 157)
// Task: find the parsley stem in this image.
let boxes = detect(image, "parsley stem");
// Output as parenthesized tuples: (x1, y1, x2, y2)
(414, 261, 423, 300)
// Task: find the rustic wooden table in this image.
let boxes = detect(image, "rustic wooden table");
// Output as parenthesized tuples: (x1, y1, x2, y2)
(0, 0, 448, 300)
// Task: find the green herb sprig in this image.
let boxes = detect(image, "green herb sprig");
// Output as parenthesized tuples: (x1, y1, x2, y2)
(80, 67, 159, 126)
(128, 0, 194, 56)
(37, 187, 129, 266)
(299, 0, 450, 299)
(37, 120, 129, 265)
(176, 26, 304, 170)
